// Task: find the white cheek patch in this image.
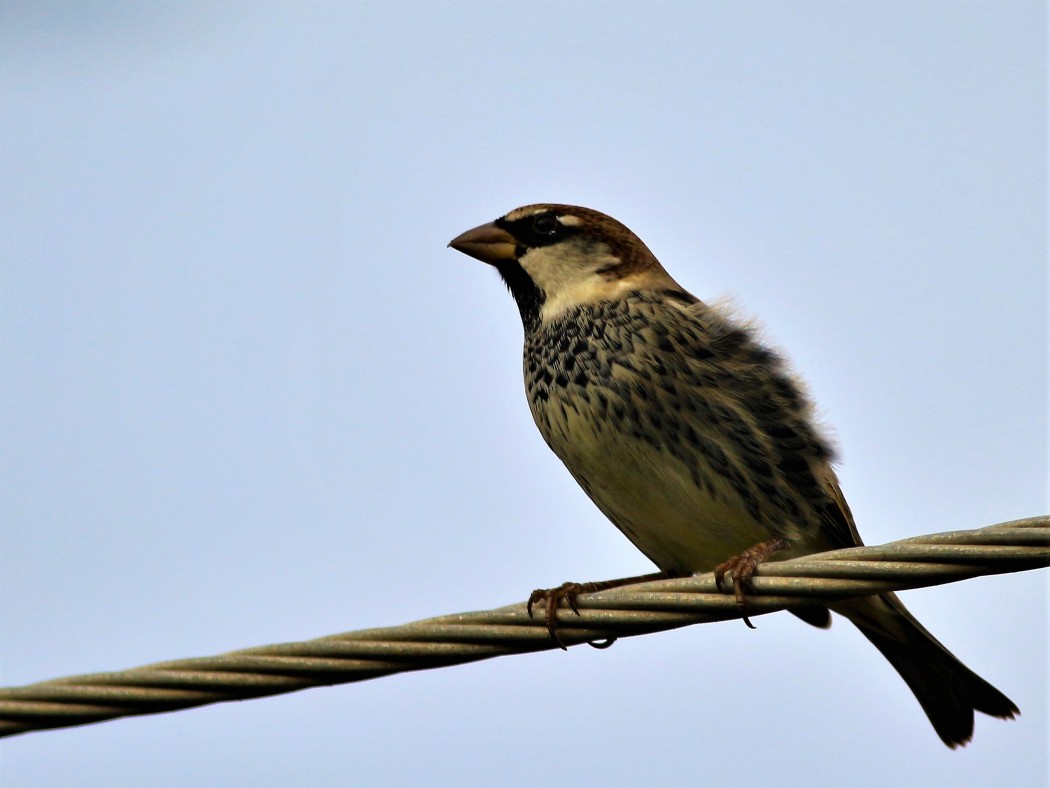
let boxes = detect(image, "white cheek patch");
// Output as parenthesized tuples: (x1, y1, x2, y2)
(520, 243, 625, 323)
(543, 277, 629, 322)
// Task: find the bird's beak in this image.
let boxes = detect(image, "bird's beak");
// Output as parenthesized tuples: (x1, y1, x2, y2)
(448, 222, 517, 265)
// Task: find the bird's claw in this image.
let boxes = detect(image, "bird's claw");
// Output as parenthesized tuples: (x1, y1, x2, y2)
(526, 571, 671, 648)
(527, 582, 588, 650)
(713, 537, 787, 628)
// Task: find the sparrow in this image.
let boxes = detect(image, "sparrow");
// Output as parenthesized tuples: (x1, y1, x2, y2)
(448, 203, 1018, 747)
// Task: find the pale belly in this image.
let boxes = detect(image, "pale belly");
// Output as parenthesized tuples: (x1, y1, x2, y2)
(537, 401, 783, 574)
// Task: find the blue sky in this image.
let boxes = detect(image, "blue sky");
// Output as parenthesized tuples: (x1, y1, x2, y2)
(2, 2, 1046, 786)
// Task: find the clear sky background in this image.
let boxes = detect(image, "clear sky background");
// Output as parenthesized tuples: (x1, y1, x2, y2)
(2, 2, 1046, 786)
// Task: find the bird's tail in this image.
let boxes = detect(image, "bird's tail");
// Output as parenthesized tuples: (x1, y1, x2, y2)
(833, 592, 1018, 748)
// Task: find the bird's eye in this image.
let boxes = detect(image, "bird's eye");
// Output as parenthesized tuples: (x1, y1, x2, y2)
(531, 214, 559, 236)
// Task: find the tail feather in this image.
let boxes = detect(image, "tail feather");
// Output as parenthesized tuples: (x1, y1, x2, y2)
(834, 593, 1018, 748)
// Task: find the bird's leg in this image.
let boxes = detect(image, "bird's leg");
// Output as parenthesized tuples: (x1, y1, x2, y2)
(713, 537, 787, 629)
(527, 571, 673, 650)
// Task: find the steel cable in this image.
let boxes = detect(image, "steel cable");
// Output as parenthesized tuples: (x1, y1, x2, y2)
(1, 516, 1046, 738)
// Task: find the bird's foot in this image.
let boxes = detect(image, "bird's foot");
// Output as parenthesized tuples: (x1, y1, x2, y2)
(527, 571, 671, 650)
(713, 537, 787, 629)
(527, 582, 590, 650)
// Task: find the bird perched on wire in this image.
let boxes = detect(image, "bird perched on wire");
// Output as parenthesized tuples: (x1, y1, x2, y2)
(448, 203, 1018, 748)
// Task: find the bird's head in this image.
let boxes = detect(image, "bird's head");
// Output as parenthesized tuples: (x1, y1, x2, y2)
(449, 204, 674, 329)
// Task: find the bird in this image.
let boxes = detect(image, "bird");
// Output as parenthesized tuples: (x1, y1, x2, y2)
(448, 202, 1018, 747)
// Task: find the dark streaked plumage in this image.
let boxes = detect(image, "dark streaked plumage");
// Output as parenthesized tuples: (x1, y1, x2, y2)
(449, 203, 1017, 747)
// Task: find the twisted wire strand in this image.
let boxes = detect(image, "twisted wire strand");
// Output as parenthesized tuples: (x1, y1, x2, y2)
(2, 516, 1047, 739)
